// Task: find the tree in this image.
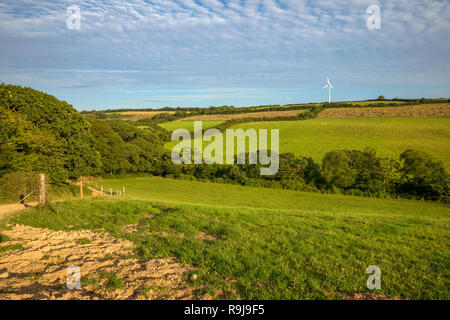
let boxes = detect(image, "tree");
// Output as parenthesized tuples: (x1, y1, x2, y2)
(398, 149, 448, 201)
(88, 119, 133, 174)
(0, 84, 101, 180)
(322, 151, 358, 190)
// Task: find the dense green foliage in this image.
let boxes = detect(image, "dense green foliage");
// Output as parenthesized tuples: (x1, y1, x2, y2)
(0, 84, 100, 182)
(88, 119, 134, 174)
(88, 119, 171, 175)
(164, 148, 448, 202)
(0, 105, 62, 180)
(397, 149, 449, 201)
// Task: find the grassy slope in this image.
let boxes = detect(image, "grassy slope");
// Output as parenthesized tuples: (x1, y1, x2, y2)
(165, 118, 450, 170)
(236, 118, 450, 170)
(257, 118, 449, 169)
(159, 120, 225, 132)
(8, 177, 447, 299)
(89, 177, 448, 216)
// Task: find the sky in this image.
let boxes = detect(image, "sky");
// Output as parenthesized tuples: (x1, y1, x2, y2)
(0, 0, 449, 110)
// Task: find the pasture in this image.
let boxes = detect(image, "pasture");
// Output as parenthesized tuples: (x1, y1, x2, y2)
(5, 177, 449, 299)
(163, 118, 450, 170)
(236, 118, 450, 169)
(159, 120, 225, 132)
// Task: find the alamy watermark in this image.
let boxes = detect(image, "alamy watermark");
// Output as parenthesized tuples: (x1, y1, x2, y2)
(366, 5, 381, 30)
(66, 4, 381, 32)
(67, 5, 81, 30)
(66, 265, 81, 290)
(171, 121, 279, 176)
(366, 265, 381, 290)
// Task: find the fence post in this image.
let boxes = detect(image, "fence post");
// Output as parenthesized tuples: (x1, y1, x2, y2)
(38, 173, 46, 205)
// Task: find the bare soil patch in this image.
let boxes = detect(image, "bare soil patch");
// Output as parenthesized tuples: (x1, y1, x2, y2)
(319, 104, 450, 118)
(180, 109, 307, 121)
(329, 291, 403, 300)
(0, 203, 37, 220)
(0, 225, 202, 300)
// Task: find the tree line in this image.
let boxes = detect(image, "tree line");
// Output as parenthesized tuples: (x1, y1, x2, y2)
(161, 148, 448, 202)
(82, 97, 450, 120)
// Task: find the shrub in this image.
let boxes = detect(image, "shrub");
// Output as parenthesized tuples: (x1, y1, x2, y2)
(322, 151, 358, 189)
(397, 149, 448, 201)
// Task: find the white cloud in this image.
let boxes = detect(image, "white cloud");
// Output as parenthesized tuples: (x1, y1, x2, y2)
(0, 0, 448, 104)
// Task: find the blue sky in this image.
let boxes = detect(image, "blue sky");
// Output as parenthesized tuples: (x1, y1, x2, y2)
(0, 0, 449, 110)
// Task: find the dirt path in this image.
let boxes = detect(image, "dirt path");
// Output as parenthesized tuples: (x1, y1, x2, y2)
(0, 196, 204, 300)
(0, 202, 38, 220)
(0, 225, 201, 300)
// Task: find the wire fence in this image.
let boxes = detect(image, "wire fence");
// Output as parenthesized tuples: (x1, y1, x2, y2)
(15, 190, 37, 204)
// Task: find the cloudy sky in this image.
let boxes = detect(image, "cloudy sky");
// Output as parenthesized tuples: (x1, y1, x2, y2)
(0, 0, 449, 110)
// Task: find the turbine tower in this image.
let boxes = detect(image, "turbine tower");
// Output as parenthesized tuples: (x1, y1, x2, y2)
(323, 77, 334, 103)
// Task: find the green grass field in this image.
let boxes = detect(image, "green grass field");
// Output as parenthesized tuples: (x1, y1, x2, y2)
(234, 118, 450, 168)
(6, 177, 448, 299)
(86, 177, 447, 215)
(164, 118, 450, 170)
(159, 120, 225, 132)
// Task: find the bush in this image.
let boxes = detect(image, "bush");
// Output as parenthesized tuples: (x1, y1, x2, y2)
(322, 151, 358, 189)
(397, 149, 448, 201)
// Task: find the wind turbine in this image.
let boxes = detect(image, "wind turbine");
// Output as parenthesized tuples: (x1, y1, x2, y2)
(323, 77, 334, 103)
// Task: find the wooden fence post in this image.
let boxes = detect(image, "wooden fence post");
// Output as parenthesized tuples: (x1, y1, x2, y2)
(38, 173, 46, 205)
